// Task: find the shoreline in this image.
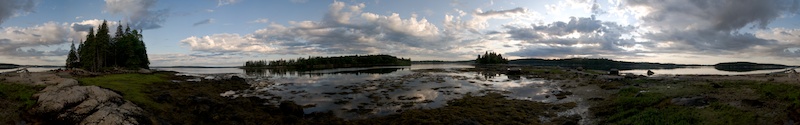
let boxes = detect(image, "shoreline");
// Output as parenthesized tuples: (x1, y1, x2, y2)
(1, 65, 799, 124)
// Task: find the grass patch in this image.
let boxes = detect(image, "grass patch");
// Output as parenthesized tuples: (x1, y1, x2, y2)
(592, 87, 757, 125)
(0, 82, 42, 108)
(77, 73, 169, 110)
(0, 82, 43, 124)
(753, 82, 800, 105)
(711, 80, 800, 105)
(523, 67, 566, 74)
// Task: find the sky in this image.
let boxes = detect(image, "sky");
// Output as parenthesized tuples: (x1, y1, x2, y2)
(1, 0, 800, 66)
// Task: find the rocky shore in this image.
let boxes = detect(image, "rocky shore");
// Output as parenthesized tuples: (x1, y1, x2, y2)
(1, 70, 148, 124)
(1, 66, 798, 124)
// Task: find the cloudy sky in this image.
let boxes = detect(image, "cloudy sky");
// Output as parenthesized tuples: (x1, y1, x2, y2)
(1, 0, 800, 66)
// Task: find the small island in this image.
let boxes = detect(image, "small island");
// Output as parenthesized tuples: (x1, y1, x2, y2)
(476, 51, 509, 64)
(242, 55, 411, 70)
(714, 62, 789, 72)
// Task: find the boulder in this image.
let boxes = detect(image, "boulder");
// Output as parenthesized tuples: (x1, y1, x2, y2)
(670, 96, 716, 106)
(137, 69, 152, 74)
(32, 78, 149, 124)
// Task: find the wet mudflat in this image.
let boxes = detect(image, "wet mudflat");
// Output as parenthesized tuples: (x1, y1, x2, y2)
(228, 64, 587, 120)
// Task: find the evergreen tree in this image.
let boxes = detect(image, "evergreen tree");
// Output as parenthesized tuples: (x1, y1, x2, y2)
(112, 22, 124, 67)
(80, 28, 96, 71)
(95, 20, 111, 70)
(66, 41, 79, 68)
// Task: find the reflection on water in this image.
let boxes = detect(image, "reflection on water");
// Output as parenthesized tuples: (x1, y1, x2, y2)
(227, 64, 562, 119)
(621, 66, 790, 75)
(154, 68, 244, 74)
(243, 66, 408, 77)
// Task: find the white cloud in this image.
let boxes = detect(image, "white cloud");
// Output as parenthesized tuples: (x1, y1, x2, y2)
(0, 19, 128, 65)
(250, 18, 269, 23)
(181, 2, 478, 60)
(149, 53, 247, 66)
(217, 0, 240, 6)
(544, 0, 600, 15)
(105, 0, 168, 29)
(181, 33, 275, 53)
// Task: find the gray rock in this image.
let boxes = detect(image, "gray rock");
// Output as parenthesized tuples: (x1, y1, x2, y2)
(137, 69, 152, 74)
(670, 96, 716, 106)
(32, 78, 149, 124)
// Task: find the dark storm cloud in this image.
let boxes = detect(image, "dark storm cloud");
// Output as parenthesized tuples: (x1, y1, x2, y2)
(71, 23, 95, 32)
(532, 16, 603, 36)
(0, 0, 36, 25)
(627, 0, 799, 32)
(503, 26, 541, 40)
(643, 30, 777, 53)
(626, 0, 799, 55)
(501, 16, 639, 58)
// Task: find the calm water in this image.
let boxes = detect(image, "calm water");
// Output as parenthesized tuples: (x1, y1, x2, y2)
(0, 67, 60, 73)
(153, 68, 244, 74)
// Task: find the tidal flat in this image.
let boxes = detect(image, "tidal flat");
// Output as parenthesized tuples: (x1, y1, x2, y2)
(1, 65, 799, 124)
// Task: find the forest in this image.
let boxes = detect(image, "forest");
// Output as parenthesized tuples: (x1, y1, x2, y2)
(243, 55, 411, 70)
(65, 20, 149, 71)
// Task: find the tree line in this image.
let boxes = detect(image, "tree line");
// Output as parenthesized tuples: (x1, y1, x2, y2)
(66, 20, 149, 71)
(243, 55, 411, 70)
(476, 51, 508, 64)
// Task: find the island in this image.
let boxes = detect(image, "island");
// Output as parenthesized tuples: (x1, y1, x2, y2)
(509, 58, 698, 70)
(0, 63, 19, 69)
(242, 54, 411, 70)
(714, 62, 790, 72)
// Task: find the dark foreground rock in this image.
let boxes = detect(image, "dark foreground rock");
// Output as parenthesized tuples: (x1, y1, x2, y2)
(32, 78, 149, 124)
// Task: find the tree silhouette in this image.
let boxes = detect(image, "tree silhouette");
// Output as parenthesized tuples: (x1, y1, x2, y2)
(71, 20, 150, 71)
(66, 41, 79, 68)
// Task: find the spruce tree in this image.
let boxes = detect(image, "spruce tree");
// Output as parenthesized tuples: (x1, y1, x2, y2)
(66, 41, 79, 68)
(112, 22, 124, 67)
(80, 28, 96, 71)
(95, 20, 111, 70)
